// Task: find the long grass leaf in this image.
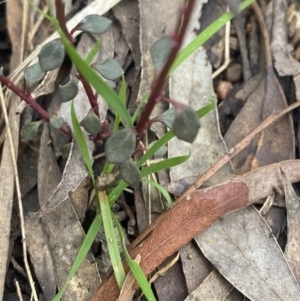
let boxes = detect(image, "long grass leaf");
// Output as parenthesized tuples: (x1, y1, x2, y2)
(98, 190, 126, 288)
(71, 100, 95, 187)
(169, 0, 256, 74)
(141, 153, 190, 177)
(142, 178, 173, 208)
(113, 215, 156, 301)
(85, 39, 101, 65)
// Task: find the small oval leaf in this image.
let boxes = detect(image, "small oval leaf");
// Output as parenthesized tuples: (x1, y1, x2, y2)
(50, 115, 64, 129)
(24, 63, 45, 85)
(0, 67, 4, 76)
(156, 107, 176, 130)
(150, 36, 173, 71)
(76, 14, 112, 35)
(38, 39, 65, 72)
(80, 110, 102, 135)
(105, 128, 136, 164)
(93, 58, 124, 80)
(173, 105, 200, 143)
(120, 159, 141, 187)
(21, 121, 42, 142)
(59, 76, 79, 102)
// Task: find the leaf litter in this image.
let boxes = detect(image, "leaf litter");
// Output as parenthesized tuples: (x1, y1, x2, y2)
(4, 0, 300, 300)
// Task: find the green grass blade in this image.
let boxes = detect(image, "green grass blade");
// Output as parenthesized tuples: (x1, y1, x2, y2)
(169, 0, 255, 74)
(56, 28, 132, 127)
(85, 39, 101, 65)
(114, 73, 127, 131)
(141, 153, 190, 177)
(98, 190, 126, 288)
(142, 178, 173, 208)
(108, 180, 128, 206)
(113, 215, 156, 301)
(108, 153, 190, 206)
(53, 215, 103, 301)
(102, 74, 127, 175)
(71, 100, 95, 187)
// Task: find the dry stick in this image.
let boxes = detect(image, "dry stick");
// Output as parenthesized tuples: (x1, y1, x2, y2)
(129, 100, 300, 252)
(251, 2, 272, 68)
(0, 86, 38, 301)
(212, 6, 231, 79)
(20, 0, 30, 62)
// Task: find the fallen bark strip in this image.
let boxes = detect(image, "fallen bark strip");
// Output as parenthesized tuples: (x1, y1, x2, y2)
(91, 160, 300, 301)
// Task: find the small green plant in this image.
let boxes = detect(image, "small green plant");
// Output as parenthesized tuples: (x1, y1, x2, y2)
(0, 0, 255, 299)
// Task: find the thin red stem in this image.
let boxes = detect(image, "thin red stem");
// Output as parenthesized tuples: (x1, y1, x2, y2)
(0, 75, 72, 136)
(77, 74, 99, 116)
(55, 0, 100, 117)
(55, 0, 74, 43)
(135, 0, 195, 137)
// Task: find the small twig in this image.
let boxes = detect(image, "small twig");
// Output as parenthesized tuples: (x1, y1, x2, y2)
(15, 279, 24, 301)
(20, 0, 30, 62)
(0, 85, 38, 301)
(251, 2, 272, 68)
(212, 6, 231, 79)
(149, 252, 180, 284)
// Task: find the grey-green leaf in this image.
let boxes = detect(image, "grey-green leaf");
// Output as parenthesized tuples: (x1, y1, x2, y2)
(150, 36, 173, 71)
(50, 115, 64, 129)
(76, 14, 112, 35)
(0, 67, 3, 76)
(93, 58, 124, 80)
(120, 159, 141, 187)
(24, 63, 45, 85)
(156, 107, 176, 130)
(59, 76, 79, 102)
(39, 39, 65, 72)
(105, 128, 136, 164)
(21, 121, 42, 142)
(80, 110, 102, 135)
(173, 105, 200, 143)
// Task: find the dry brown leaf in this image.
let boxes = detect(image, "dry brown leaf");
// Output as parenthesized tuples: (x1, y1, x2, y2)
(196, 206, 300, 301)
(224, 3, 295, 175)
(283, 172, 300, 284)
(92, 159, 300, 301)
(184, 270, 232, 301)
(91, 182, 249, 301)
(272, 0, 300, 100)
(179, 242, 213, 293)
(224, 67, 295, 174)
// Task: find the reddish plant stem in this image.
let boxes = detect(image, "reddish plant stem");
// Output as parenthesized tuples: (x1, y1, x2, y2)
(77, 74, 99, 116)
(135, 0, 195, 138)
(55, 0, 74, 43)
(56, 0, 100, 117)
(0, 75, 72, 136)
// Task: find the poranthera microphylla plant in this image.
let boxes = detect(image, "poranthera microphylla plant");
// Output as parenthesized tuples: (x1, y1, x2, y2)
(0, 0, 200, 186)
